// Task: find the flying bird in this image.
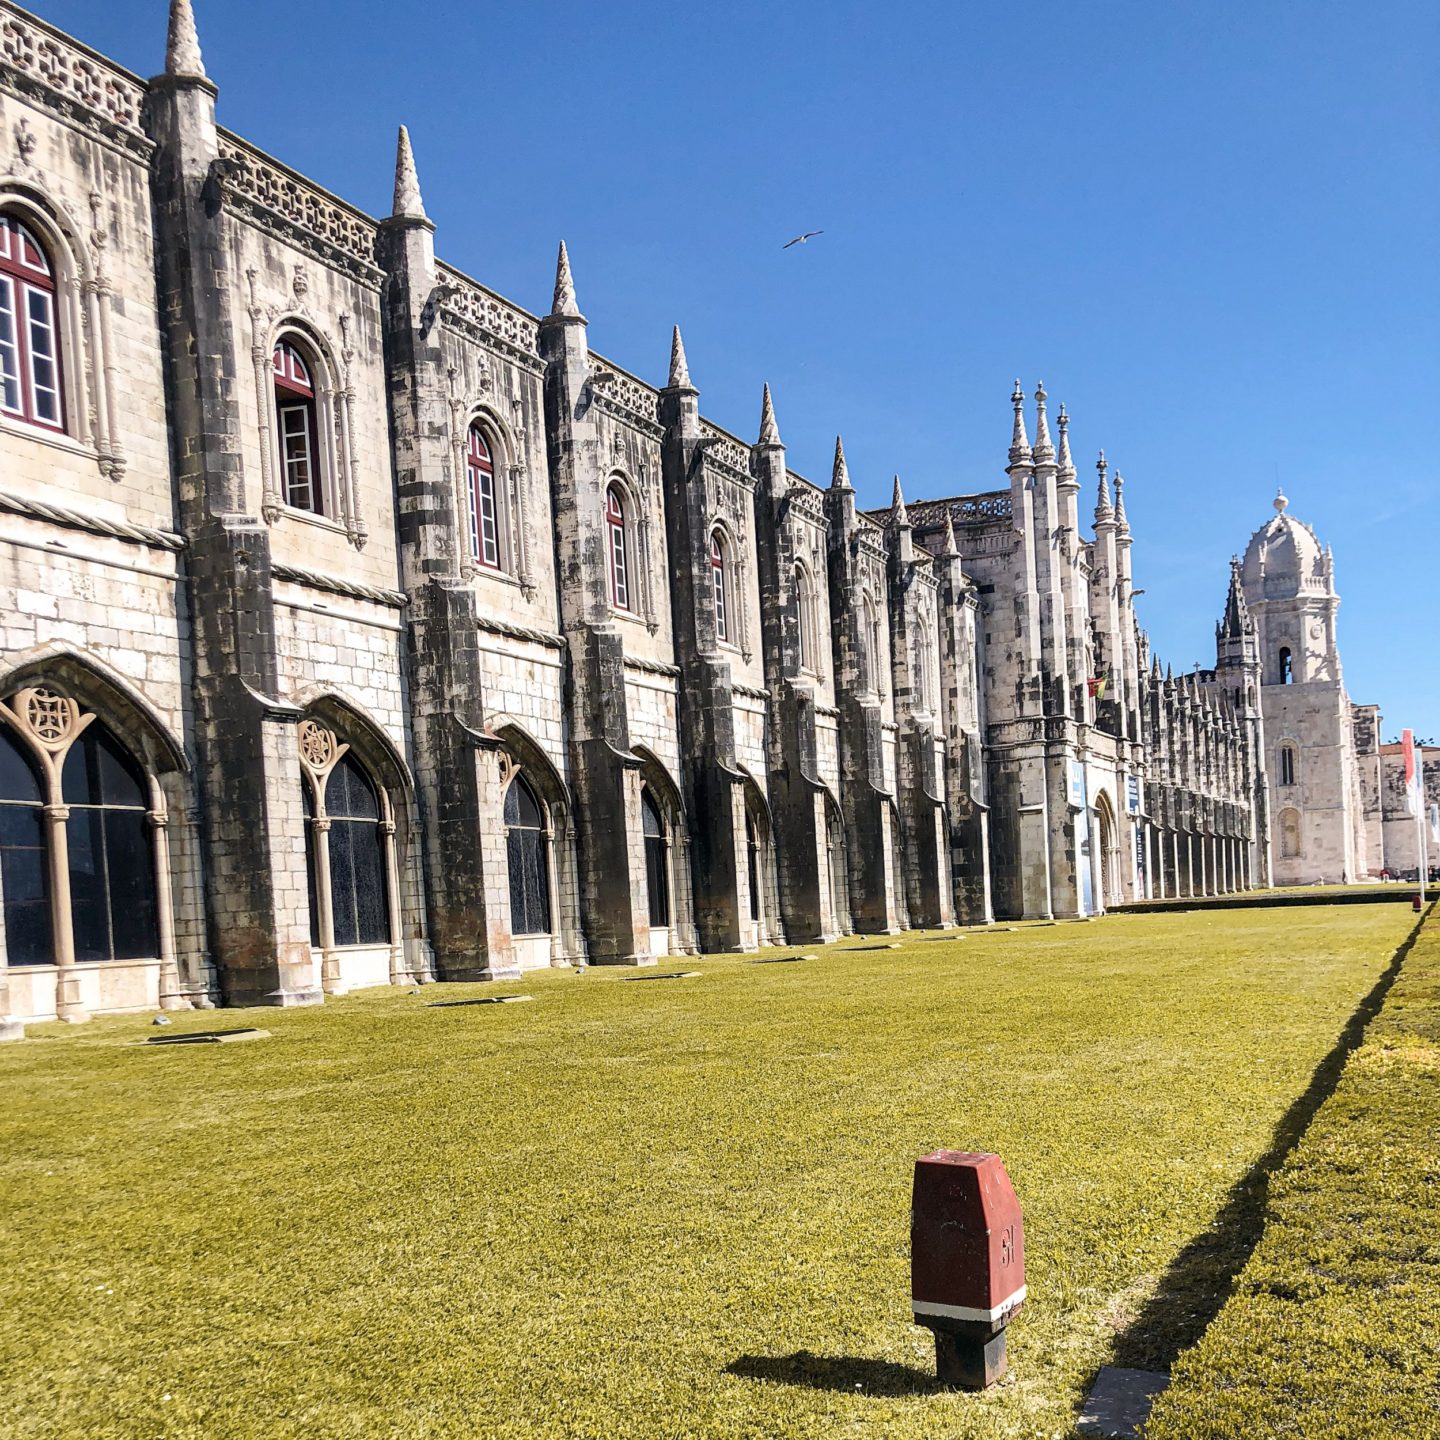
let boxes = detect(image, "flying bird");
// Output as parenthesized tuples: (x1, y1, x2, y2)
(783, 230, 824, 249)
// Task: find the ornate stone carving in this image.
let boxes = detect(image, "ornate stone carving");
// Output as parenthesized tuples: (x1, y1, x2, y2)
(216, 132, 380, 282)
(0, 15, 147, 149)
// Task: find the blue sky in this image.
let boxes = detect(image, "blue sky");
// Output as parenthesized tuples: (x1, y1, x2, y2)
(46, 0, 1440, 732)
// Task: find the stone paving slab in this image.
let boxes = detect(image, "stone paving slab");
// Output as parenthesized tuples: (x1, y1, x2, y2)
(1077, 1367, 1169, 1438)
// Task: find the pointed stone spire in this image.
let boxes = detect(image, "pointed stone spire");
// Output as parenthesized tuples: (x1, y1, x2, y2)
(891, 474, 909, 528)
(1113, 471, 1130, 534)
(551, 241, 580, 318)
(667, 325, 693, 389)
(941, 506, 960, 559)
(1221, 555, 1249, 638)
(1151, 654, 1163, 682)
(166, 0, 206, 79)
(757, 383, 782, 447)
(1008, 379, 1031, 465)
(1032, 382, 1054, 462)
(1094, 449, 1113, 523)
(1056, 403, 1075, 478)
(830, 435, 852, 490)
(392, 126, 426, 222)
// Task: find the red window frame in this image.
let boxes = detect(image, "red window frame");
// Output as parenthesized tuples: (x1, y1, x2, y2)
(0, 215, 65, 433)
(467, 425, 501, 569)
(273, 338, 323, 515)
(711, 533, 728, 643)
(606, 485, 630, 610)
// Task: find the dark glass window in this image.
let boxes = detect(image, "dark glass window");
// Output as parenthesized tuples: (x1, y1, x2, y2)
(1280, 745, 1296, 787)
(505, 774, 551, 935)
(0, 726, 49, 966)
(323, 754, 389, 948)
(642, 788, 669, 928)
(59, 721, 156, 963)
(746, 813, 760, 922)
(1278, 647, 1293, 685)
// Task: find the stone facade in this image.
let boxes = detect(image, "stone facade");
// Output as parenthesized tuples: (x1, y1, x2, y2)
(8, 0, 1412, 1039)
(1237, 491, 1400, 885)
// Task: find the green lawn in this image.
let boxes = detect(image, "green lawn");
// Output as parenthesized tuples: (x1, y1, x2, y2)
(1146, 907, 1440, 1440)
(0, 906, 1417, 1440)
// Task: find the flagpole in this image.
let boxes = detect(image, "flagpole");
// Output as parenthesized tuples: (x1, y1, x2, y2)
(1420, 746, 1428, 907)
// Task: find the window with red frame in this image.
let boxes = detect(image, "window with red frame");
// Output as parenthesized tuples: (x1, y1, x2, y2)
(466, 425, 501, 569)
(711, 532, 728, 643)
(273, 338, 323, 514)
(606, 484, 630, 610)
(0, 215, 65, 433)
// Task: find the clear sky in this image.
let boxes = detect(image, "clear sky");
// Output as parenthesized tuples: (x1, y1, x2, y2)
(41, 0, 1440, 733)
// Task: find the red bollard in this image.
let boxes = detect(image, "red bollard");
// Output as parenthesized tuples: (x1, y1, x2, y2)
(1414, 895, 1423, 913)
(910, 1150, 1025, 1390)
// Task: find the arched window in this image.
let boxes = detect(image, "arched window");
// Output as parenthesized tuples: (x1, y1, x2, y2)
(711, 531, 729, 643)
(0, 213, 64, 432)
(1280, 807, 1301, 859)
(0, 707, 158, 969)
(274, 338, 323, 514)
(606, 484, 631, 611)
(466, 424, 502, 570)
(745, 812, 761, 922)
(62, 721, 157, 963)
(322, 755, 389, 948)
(641, 787, 670, 928)
(858, 595, 878, 692)
(0, 726, 49, 965)
(795, 563, 815, 673)
(916, 619, 937, 713)
(1279, 743, 1297, 788)
(298, 719, 402, 984)
(1278, 647, 1293, 685)
(505, 773, 551, 936)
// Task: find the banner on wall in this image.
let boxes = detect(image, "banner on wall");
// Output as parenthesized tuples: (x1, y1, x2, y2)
(1126, 774, 1141, 815)
(1069, 760, 1086, 809)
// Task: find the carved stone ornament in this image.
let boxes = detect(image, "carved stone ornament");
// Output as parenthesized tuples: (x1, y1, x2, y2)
(497, 751, 517, 790)
(298, 718, 344, 776)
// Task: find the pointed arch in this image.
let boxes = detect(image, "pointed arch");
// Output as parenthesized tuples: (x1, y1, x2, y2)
(0, 646, 187, 777)
(490, 721, 578, 965)
(632, 745, 696, 955)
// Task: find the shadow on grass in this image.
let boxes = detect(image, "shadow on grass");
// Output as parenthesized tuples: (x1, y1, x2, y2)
(1105, 910, 1426, 1375)
(726, 1350, 939, 1397)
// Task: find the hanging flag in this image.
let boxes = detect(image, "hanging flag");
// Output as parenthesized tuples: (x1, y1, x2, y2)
(1087, 673, 1109, 700)
(1402, 729, 1421, 816)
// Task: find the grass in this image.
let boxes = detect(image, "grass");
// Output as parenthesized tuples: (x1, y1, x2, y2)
(0, 905, 1419, 1440)
(1144, 906, 1440, 1440)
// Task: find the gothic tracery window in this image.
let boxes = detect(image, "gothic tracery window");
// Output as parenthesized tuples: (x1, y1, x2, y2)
(505, 773, 552, 936)
(0, 214, 64, 433)
(299, 720, 398, 964)
(641, 787, 670, 928)
(0, 691, 161, 973)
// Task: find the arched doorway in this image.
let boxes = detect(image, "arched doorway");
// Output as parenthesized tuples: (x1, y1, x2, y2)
(741, 776, 780, 948)
(1094, 791, 1117, 911)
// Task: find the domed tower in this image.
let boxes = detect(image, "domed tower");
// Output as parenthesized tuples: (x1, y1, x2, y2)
(1240, 491, 1362, 884)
